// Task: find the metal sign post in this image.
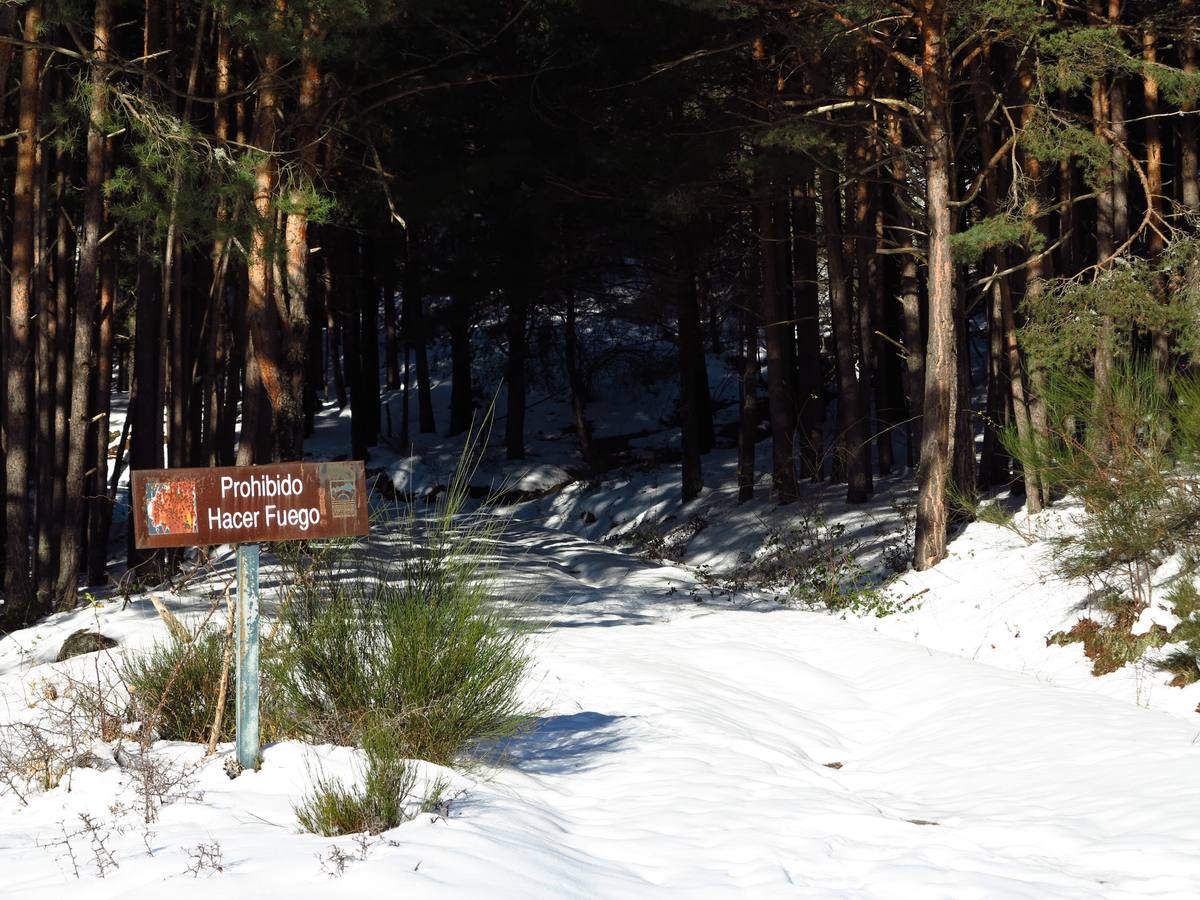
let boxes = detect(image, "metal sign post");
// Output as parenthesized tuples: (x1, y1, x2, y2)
(130, 461, 369, 771)
(235, 542, 261, 769)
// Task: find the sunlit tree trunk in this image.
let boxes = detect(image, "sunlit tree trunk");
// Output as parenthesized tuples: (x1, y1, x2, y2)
(914, 0, 956, 570)
(4, 1, 43, 621)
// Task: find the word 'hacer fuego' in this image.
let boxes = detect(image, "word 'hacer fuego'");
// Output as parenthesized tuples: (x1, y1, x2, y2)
(207, 473, 322, 531)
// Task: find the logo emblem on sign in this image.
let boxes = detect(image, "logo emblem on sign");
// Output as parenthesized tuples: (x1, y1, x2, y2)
(320, 463, 359, 519)
(145, 479, 199, 535)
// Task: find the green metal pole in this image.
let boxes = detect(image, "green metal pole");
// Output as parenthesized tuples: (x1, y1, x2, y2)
(236, 542, 261, 769)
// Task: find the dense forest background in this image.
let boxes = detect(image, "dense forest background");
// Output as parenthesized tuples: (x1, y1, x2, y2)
(1, 0, 1199, 626)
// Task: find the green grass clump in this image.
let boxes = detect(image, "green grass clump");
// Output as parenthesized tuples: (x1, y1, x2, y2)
(123, 627, 286, 744)
(123, 630, 233, 743)
(295, 720, 446, 836)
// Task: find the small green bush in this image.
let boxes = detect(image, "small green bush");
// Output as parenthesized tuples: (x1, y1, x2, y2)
(123, 628, 285, 744)
(295, 720, 445, 836)
(123, 630, 233, 743)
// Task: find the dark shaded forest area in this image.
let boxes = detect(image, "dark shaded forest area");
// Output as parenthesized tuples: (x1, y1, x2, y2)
(1, 0, 1199, 626)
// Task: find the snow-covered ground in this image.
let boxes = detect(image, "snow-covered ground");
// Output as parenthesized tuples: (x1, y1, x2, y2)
(6, 345, 1200, 896)
(3, 512, 1200, 897)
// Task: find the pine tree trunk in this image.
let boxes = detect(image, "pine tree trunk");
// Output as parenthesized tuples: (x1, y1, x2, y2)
(676, 231, 705, 503)
(414, 313, 435, 437)
(693, 265, 716, 456)
(565, 290, 598, 471)
(1182, 0, 1199, 213)
(4, 1, 43, 621)
(303, 244, 324, 435)
(914, 0, 956, 570)
(34, 69, 56, 608)
(448, 285, 474, 436)
(792, 169, 823, 480)
(87, 235, 116, 586)
(737, 301, 759, 502)
(205, 22, 232, 465)
(325, 256, 346, 412)
(240, 38, 286, 465)
(129, 0, 166, 571)
(52, 151, 73, 573)
(972, 61, 1010, 489)
(341, 235, 367, 460)
(952, 274, 976, 495)
(755, 173, 798, 502)
(57, 0, 110, 605)
(849, 73, 884, 477)
(360, 236, 382, 443)
(820, 165, 871, 504)
(383, 246, 400, 392)
(887, 107, 925, 463)
(1144, 24, 1168, 383)
(505, 253, 529, 461)
(280, 15, 321, 460)
(1091, 0, 1115, 401)
(1015, 56, 1051, 511)
(401, 231, 435, 436)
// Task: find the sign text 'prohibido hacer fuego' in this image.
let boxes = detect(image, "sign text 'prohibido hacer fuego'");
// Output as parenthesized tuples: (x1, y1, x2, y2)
(131, 461, 370, 549)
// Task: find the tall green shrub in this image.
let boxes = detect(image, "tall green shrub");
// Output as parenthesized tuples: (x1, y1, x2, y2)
(272, 428, 532, 764)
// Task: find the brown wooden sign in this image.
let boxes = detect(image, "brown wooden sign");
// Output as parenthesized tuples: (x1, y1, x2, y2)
(131, 462, 370, 549)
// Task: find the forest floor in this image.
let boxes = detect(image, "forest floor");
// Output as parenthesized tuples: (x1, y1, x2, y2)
(3, 364, 1200, 896)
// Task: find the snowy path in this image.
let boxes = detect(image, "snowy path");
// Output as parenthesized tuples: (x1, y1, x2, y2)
(481, 612, 1200, 898)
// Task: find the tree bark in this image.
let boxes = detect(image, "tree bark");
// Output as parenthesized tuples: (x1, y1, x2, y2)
(676, 231, 705, 503)
(383, 245, 400, 392)
(792, 169, 823, 480)
(239, 37, 286, 465)
(737, 300, 760, 502)
(1015, 53, 1051, 511)
(1182, 0, 1199, 213)
(87, 234, 117, 586)
(33, 68, 56, 608)
(914, 0, 956, 570)
(1090, 0, 1115, 401)
(887, 106, 925, 464)
(59, 0, 111, 606)
(359, 235, 382, 443)
(280, 13, 321, 460)
(820, 165, 871, 504)
(401, 230, 435, 436)
(755, 172, 798, 502)
(1143, 24, 1168, 383)
(504, 253, 529, 461)
(129, 0, 166, 571)
(449, 283, 474, 436)
(4, 1, 43, 621)
(565, 290, 598, 471)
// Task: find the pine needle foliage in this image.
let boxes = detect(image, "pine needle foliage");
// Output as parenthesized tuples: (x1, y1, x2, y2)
(1006, 362, 1200, 608)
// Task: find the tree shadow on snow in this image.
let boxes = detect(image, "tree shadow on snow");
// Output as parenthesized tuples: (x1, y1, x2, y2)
(489, 712, 629, 775)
